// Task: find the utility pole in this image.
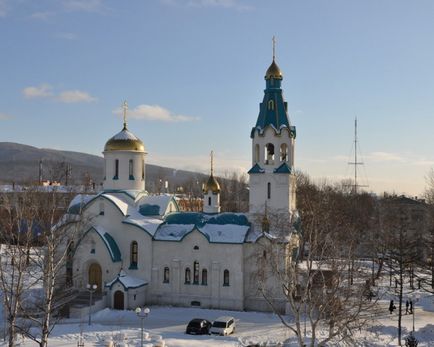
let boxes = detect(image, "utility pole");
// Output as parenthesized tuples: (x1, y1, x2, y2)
(348, 117, 367, 194)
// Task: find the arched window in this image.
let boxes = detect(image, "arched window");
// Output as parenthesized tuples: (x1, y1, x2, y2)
(163, 267, 170, 283)
(142, 159, 145, 180)
(114, 159, 119, 179)
(255, 144, 260, 163)
(280, 143, 288, 162)
(202, 269, 208, 285)
(208, 197, 211, 206)
(129, 159, 134, 180)
(185, 267, 191, 284)
(193, 261, 199, 284)
(265, 143, 275, 165)
(267, 182, 271, 199)
(99, 202, 104, 216)
(223, 269, 230, 286)
(130, 241, 138, 268)
(268, 99, 274, 110)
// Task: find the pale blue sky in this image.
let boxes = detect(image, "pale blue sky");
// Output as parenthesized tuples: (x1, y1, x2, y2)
(1, 0, 434, 195)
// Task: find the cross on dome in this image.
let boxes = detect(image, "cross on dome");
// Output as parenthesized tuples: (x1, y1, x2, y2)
(123, 100, 128, 129)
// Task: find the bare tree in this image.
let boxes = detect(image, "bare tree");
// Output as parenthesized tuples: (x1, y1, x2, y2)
(379, 199, 421, 346)
(255, 177, 379, 346)
(0, 191, 39, 347)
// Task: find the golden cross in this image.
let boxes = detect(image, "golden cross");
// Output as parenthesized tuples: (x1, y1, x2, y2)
(123, 100, 128, 129)
(272, 36, 276, 60)
(210, 150, 214, 175)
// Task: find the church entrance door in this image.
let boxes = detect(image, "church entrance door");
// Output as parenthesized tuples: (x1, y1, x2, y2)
(114, 291, 124, 310)
(88, 263, 102, 294)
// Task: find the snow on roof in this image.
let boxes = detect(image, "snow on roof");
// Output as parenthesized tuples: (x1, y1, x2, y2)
(111, 128, 140, 141)
(123, 209, 163, 237)
(199, 223, 249, 244)
(154, 224, 195, 241)
(137, 194, 175, 216)
(105, 270, 148, 290)
(153, 212, 251, 243)
(68, 194, 96, 214)
(100, 193, 130, 216)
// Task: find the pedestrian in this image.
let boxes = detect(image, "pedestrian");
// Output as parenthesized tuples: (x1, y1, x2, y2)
(389, 300, 396, 314)
(409, 300, 413, 314)
(406, 300, 409, 314)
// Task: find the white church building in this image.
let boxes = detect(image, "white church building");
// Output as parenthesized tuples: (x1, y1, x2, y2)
(64, 55, 300, 314)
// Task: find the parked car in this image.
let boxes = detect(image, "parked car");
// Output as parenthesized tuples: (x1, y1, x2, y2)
(185, 318, 212, 335)
(210, 316, 236, 336)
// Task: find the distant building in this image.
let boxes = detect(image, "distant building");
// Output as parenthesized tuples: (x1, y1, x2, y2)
(62, 54, 300, 314)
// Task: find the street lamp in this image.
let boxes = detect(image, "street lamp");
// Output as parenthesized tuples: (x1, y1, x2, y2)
(86, 284, 97, 326)
(135, 306, 150, 347)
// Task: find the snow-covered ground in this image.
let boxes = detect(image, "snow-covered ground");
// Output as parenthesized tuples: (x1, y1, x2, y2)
(0, 293, 433, 347)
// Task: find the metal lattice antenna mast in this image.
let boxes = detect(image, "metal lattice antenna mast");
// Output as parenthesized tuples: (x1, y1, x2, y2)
(348, 117, 367, 194)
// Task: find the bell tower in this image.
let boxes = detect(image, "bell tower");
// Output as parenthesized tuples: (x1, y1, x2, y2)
(103, 101, 147, 192)
(203, 151, 221, 214)
(248, 40, 296, 219)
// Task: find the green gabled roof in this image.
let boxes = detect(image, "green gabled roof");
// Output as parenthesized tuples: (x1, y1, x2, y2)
(139, 204, 160, 216)
(207, 213, 250, 226)
(164, 212, 205, 226)
(248, 163, 265, 174)
(102, 232, 122, 262)
(76, 227, 122, 263)
(274, 162, 292, 174)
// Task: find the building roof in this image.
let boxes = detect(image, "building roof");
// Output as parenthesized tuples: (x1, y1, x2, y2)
(273, 162, 292, 174)
(104, 126, 145, 152)
(105, 270, 148, 290)
(86, 226, 122, 262)
(248, 163, 265, 174)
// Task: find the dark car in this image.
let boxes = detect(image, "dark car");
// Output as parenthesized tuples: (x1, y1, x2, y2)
(186, 318, 212, 335)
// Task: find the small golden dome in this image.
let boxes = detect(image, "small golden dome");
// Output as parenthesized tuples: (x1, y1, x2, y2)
(204, 174, 220, 194)
(265, 59, 283, 80)
(104, 126, 145, 152)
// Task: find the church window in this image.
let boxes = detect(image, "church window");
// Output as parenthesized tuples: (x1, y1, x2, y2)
(129, 159, 134, 180)
(163, 267, 170, 283)
(208, 197, 211, 206)
(255, 144, 260, 163)
(66, 240, 74, 287)
(99, 202, 104, 216)
(202, 269, 208, 285)
(267, 182, 271, 199)
(193, 261, 199, 284)
(268, 100, 274, 110)
(280, 143, 288, 162)
(185, 268, 191, 284)
(193, 245, 199, 250)
(265, 143, 275, 165)
(114, 159, 119, 179)
(130, 241, 138, 269)
(142, 159, 145, 180)
(223, 269, 230, 286)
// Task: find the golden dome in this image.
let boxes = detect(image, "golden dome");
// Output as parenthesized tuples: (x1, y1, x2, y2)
(204, 174, 220, 194)
(265, 59, 283, 80)
(104, 126, 145, 152)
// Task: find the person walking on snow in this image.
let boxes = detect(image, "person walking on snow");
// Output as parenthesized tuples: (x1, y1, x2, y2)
(389, 300, 396, 314)
(409, 300, 413, 314)
(406, 300, 409, 314)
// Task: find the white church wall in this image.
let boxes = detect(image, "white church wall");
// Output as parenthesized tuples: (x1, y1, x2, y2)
(243, 239, 289, 313)
(150, 229, 244, 310)
(73, 229, 115, 291)
(103, 151, 145, 191)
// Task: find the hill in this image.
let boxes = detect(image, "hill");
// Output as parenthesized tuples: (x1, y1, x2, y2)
(0, 142, 208, 194)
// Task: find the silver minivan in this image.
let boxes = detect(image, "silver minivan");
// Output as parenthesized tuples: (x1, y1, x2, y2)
(210, 316, 236, 336)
